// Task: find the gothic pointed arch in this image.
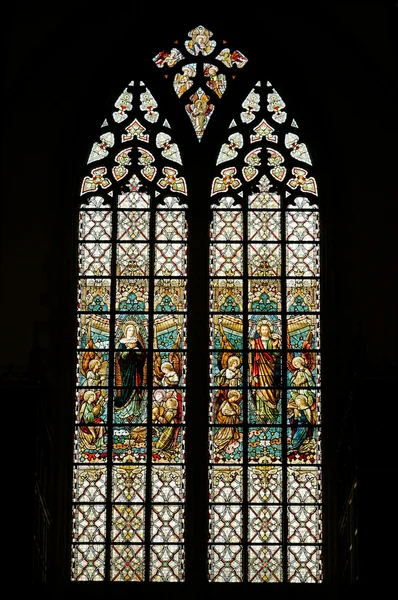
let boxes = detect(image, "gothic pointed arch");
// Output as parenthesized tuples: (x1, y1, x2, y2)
(71, 22, 322, 586)
(73, 80, 188, 581)
(208, 80, 322, 583)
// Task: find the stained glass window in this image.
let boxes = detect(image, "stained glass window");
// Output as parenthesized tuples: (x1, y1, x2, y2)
(208, 82, 321, 583)
(71, 24, 322, 585)
(72, 81, 188, 582)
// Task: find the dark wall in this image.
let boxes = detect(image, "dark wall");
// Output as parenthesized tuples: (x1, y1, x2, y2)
(2, 1, 397, 594)
(3, 2, 396, 372)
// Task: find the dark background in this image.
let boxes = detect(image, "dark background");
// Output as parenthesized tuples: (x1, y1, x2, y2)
(2, 2, 397, 597)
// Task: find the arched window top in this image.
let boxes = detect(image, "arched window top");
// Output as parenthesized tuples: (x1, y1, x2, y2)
(71, 22, 322, 585)
(79, 80, 187, 209)
(209, 79, 318, 208)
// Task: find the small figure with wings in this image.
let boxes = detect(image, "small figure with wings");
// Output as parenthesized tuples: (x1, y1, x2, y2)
(185, 91, 214, 139)
(153, 332, 183, 458)
(204, 64, 226, 99)
(153, 47, 182, 68)
(174, 64, 196, 98)
(153, 331, 183, 388)
(286, 330, 317, 455)
(213, 320, 242, 421)
(78, 389, 107, 450)
(114, 320, 147, 423)
(81, 338, 107, 387)
(213, 389, 242, 454)
(152, 388, 182, 457)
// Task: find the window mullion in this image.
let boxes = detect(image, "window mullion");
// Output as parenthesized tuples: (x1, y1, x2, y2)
(105, 193, 118, 581)
(185, 205, 211, 585)
(242, 192, 249, 583)
(281, 188, 288, 582)
(144, 198, 156, 581)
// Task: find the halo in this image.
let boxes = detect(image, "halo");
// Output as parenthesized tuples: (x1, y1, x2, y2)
(292, 356, 305, 368)
(88, 358, 100, 368)
(153, 389, 166, 401)
(227, 354, 241, 368)
(161, 361, 173, 373)
(122, 320, 138, 335)
(256, 318, 273, 333)
(227, 389, 241, 401)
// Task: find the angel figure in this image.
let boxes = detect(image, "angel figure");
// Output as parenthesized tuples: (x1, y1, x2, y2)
(213, 320, 242, 421)
(214, 389, 242, 453)
(152, 388, 183, 456)
(114, 320, 147, 423)
(286, 330, 317, 454)
(153, 332, 183, 388)
(153, 47, 182, 68)
(216, 48, 248, 69)
(79, 389, 106, 450)
(81, 338, 107, 387)
(153, 328, 183, 452)
(185, 92, 214, 139)
(174, 64, 196, 97)
(204, 64, 226, 99)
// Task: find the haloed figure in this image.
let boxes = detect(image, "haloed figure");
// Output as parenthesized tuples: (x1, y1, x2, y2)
(249, 320, 281, 423)
(214, 354, 242, 421)
(160, 361, 179, 386)
(79, 390, 106, 450)
(114, 321, 147, 422)
(152, 388, 182, 455)
(84, 358, 106, 387)
(214, 389, 242, 453)
(287, 356, 317, 454)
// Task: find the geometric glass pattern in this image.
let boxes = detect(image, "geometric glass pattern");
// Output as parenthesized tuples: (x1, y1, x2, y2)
(72, 24, 322, 586)
(208, 79, 322, 583)
(72, 81, 187, 582)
